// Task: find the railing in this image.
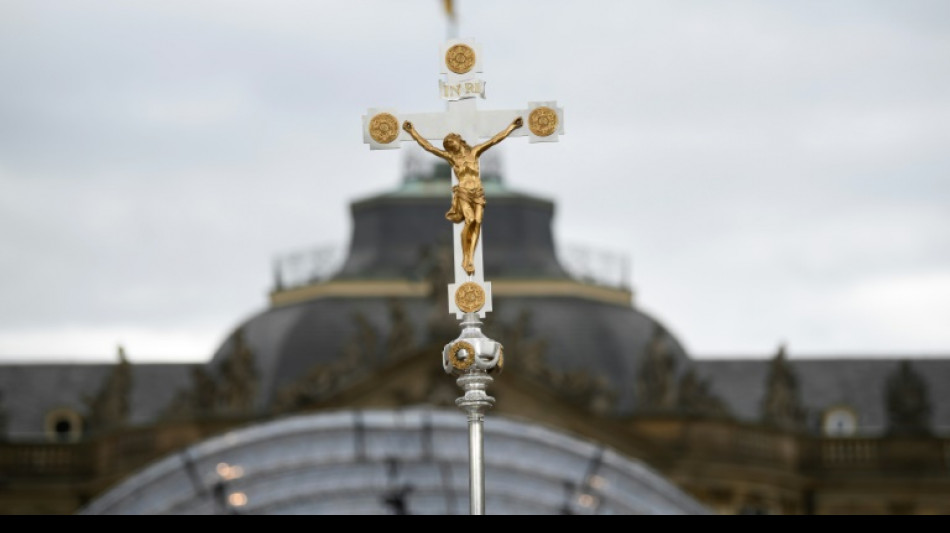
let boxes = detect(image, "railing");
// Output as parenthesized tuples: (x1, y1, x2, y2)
(0, 443, 93, 477)
(803, 438, 950, 472)
(0, 426, 205, 479)
(272, 244, 344, 291)
(271, 241, 633, 294)
(557, 244, 631, 291)
(820, 439, 878, 466)
(637, 420, 950, 476)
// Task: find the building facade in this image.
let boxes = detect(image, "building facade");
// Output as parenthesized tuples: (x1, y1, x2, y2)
(1, 162, 948, 514)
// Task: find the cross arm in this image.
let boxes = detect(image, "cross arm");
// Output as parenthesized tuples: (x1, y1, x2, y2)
(362, 108, 462, 150)
(362, 101, 563, 150)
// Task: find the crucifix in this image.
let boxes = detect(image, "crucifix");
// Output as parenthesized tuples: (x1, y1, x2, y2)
(361, 38, 563, 515)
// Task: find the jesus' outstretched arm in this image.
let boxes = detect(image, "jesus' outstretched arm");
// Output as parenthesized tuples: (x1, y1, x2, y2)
(473, 116, 523, 157)
(403, 121, 451, 162)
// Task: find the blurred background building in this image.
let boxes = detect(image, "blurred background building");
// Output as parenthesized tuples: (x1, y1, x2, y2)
(1, 159, 948, 515)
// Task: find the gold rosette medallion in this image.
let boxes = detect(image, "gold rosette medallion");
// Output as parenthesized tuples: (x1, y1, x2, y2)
(445, 44, 476, 74)
(528, 107, 559, 137)
(455, 282, 486, 313)
(448, 341, 476, 371)
(368, 113, 399, 144)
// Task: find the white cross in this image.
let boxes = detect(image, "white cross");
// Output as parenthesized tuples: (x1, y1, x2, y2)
(362, 39, 564, 150)
(362, 38, 564, 317)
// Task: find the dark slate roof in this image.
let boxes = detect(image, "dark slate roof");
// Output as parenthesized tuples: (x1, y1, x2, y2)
(207, 164, 693, 416)
(337, 163, 568, 280)
(492, 297, 690, 414)
(0, 363, 197, 439)
(210, 297, 433, 410)
(210, 295, 688, 416)
(693, 357, 950, 435)
(80, 407, 711, 515)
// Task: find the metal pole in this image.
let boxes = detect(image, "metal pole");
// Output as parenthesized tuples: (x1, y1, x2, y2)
(455, 371, 494, 514)
(468, 411, 485, 514)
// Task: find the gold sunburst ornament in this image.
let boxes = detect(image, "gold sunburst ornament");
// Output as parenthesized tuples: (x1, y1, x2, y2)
(455, 282, 486, 313)
(528, 106, 558, 137)
(448, 341, 476, 371)
(368, 113, 400, 144)
(445, 44, 476, 74)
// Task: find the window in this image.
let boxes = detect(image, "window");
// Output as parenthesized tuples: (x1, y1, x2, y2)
(822, 406, 858, 437)
(44, 408, 83, 443)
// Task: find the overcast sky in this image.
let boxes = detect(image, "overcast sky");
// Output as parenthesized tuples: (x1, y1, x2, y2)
(1, 0, 948, 363)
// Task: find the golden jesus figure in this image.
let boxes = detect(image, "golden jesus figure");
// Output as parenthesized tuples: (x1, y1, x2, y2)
(403, 117, 523, 276)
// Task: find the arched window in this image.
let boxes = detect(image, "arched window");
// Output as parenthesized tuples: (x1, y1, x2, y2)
(822, 406, 858, 437)
(44, 408, 83, 443)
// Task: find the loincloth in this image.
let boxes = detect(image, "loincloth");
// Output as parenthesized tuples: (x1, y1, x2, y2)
(445, 185, 485, 223)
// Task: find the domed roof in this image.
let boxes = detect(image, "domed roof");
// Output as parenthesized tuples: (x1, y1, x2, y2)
(79, 408, 711, 515)
(209, 162, 693, 417)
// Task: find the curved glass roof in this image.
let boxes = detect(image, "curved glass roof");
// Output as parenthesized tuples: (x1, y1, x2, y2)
(80, 407, 710, 515)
